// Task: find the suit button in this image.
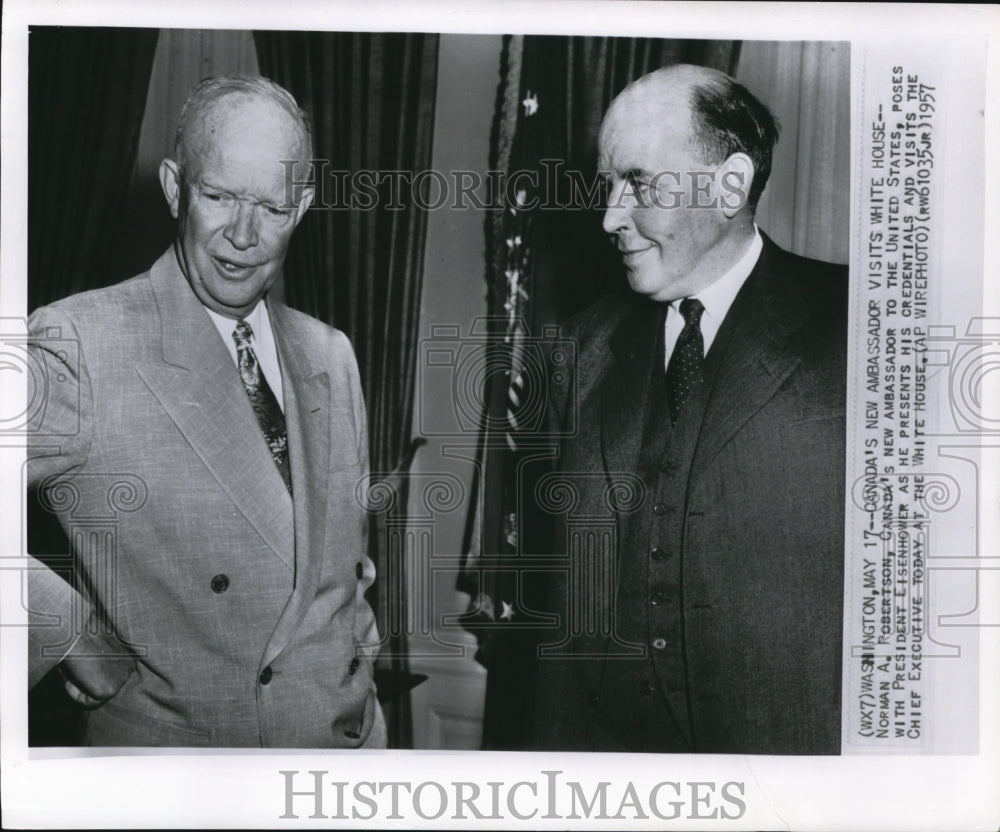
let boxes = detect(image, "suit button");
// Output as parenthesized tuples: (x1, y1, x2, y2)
(650, 547, 666, 561)
(651, 637, 668, 651)
(659, 460, 676, 474)
(590, 693, 600, 707)
(639, 681, 655, 695)
(259, 667, 273, 685)
(355, 562, 364, 579)
(210, 574, 230, 593)
(650, 591, 666, 606)
(348, 657, 361, 676)
(653, 502, 672, 516)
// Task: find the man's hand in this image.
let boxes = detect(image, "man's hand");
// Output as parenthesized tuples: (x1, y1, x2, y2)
(59, 629, 136, 708)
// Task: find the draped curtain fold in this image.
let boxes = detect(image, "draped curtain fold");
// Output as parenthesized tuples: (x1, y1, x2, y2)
(467, 36, 741, 750)
(253, 31, 439, 748)
(28, 27, 160, 311)
(736, 41, 851, 264)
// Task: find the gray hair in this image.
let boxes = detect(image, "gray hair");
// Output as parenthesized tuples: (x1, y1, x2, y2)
(174, 74, 313, 174)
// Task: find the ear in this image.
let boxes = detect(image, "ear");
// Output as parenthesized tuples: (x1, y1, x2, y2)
(292, 186, 314, 227)
(717, 152, 755, 218)
(159, 159, 183, 219)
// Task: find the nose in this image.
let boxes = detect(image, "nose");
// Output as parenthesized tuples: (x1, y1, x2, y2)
(223, 200, 259, 250)
(602, 178, 632, 236)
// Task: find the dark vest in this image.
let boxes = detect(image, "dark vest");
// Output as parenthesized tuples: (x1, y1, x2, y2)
(592, 305, 730, 752)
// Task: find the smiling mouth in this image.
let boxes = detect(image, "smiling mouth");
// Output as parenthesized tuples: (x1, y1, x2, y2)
(213, 256, 258, 277)
(620, 247, 653, 263)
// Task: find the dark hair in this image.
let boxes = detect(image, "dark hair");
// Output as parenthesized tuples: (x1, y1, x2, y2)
(688, 75, 780, 211)
(174, 74, 313, 174)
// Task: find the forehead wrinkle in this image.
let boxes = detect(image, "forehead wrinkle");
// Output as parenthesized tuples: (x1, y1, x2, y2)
(599, 69, 705, 176)
(185, 93, 310, 179)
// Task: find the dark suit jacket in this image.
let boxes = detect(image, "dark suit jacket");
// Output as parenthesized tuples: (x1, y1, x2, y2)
(27, 248, 385, 747)
(531, 233, 847, 754)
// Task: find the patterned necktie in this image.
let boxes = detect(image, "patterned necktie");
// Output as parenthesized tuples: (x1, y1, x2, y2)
(665, 298, 705, 424)
(232, 320, 292, 493)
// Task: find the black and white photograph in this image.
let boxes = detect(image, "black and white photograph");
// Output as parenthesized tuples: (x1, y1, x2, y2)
(1, 1, 997, 828)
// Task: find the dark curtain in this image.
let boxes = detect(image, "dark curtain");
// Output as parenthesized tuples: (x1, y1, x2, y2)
(253, 31, 439, 749)
(28, 27, 160, 311)
(464, 36, 742, 749)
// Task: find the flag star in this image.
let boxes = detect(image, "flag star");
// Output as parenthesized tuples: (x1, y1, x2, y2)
(500, 601, 515, 621)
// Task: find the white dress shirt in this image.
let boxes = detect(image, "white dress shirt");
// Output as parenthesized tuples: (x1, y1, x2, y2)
(663, 228, 763, 369)
(205, 300, 285, 411)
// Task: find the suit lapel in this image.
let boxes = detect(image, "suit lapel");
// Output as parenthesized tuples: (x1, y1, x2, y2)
(135, 249, 296, 570)
(600, 300, 666, 477)
(693, 237, 809, 473)
(260, 302, 333, 670)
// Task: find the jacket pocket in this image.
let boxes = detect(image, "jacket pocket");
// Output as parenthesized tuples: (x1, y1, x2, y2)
(84, 698, 213, 747)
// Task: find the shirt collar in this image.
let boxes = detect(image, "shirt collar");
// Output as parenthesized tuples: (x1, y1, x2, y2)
(204, 299, 269, 344)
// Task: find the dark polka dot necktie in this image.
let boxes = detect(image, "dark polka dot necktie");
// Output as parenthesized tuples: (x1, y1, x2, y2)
(232, 320, 292, 493)
(665, 298, 705, 424)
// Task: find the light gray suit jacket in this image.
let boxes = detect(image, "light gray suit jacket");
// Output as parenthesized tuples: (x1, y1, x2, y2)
(27, 248, 385, 747)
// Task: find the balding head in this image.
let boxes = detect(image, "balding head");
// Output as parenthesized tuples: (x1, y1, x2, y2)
(603, 64, 779, 211)
(603, 63, 714, 132)
(174, 75, 313, 179)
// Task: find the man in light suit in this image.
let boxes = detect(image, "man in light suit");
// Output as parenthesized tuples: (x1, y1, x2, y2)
(27, 75, 385, 747)
(531, 64, 847, 754)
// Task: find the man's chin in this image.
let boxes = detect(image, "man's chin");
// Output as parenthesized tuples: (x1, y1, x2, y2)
(192, 276, 269, 319)
(626, 270, 671, 301)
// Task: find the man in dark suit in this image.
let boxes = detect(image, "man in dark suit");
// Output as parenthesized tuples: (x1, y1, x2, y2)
(530, 64, 847, 754)
(27, 75, 385, 746)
